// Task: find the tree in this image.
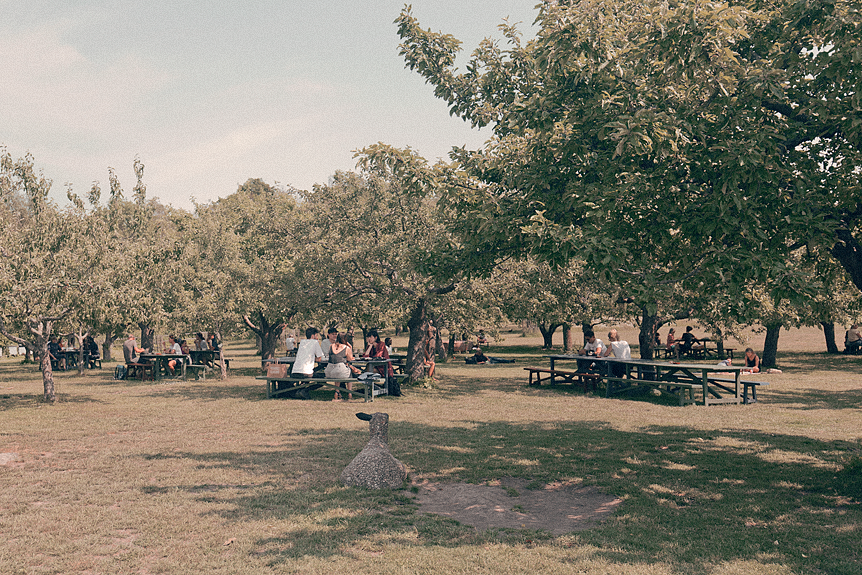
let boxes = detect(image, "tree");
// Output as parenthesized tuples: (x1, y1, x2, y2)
(395, 0, 862, 302)
(301, 145, 464, 388)
(195, 178, 307, 367)
(0, 151, 101, 401)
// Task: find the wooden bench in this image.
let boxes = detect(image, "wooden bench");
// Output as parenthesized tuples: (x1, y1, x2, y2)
(525, 367, 601, 391)
(256, 375, 386, 402)
(708, 377, 769, 404)
(604, 376, 698, 406)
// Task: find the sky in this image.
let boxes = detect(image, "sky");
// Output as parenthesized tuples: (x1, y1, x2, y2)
(1, 1, 538, 210)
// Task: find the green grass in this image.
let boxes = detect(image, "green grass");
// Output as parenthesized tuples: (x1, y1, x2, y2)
(0, 330, 860, 574)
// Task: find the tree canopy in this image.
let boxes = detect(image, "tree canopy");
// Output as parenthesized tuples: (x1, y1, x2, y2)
(396, 0, 862, 297)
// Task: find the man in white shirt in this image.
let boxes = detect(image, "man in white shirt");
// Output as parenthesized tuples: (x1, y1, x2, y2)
(577, 329, 603, 372)
(292, 327, 324, 377)
(579, 330, 603, 356)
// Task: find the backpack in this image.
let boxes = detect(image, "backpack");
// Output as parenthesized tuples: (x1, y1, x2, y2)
(114, 365, 127, 380)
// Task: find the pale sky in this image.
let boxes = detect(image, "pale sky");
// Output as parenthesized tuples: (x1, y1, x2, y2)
(1, 1, 538, 210)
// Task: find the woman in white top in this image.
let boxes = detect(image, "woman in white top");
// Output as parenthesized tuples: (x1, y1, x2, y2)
(602, 329, 631, 378)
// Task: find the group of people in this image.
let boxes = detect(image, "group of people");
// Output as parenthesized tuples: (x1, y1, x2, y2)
(46, 335, 100, 371)
(291, 327, 395, 401)
(663, 326, 704, 357)
(123, 331, 220, 376)
(580, 328, 767, 375)
(577, 328, 632, 376)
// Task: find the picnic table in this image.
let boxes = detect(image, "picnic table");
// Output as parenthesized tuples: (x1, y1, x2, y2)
(137, 353, 188, 381)
(259, 358, 395, 401)
(531, 355, 763, 406)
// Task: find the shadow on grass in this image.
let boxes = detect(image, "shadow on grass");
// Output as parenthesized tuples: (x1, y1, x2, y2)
(134, 420, 862, 574)
(0, 392, 104, 410)
(765, 387, 862, 410)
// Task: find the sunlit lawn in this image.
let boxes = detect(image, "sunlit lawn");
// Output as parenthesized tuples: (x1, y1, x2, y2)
(1, 326, 860, 574)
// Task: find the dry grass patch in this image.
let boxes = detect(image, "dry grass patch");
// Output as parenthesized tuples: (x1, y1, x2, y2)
(1, 327, 860, 574)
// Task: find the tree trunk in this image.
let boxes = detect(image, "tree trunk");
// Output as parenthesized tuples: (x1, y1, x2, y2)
(447, 332, 455, 358)
(404, 299, 429, 389)
(215, 328, 228, 380)
(242, 312, 284, 369)
(762, 324, 781, 369)
(821, 321, 839, 354)
(102, 329, 120, 362)
(138, 322, 155, 352)
(38, 336, 56, 403)
(73, 328, 88, 376)
(538, 322, 561, 349)
(638, 308, 658, 360)
(562, 323, 575, 352)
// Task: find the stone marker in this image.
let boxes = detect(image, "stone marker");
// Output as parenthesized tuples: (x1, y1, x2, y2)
(340, 412, 407, 489)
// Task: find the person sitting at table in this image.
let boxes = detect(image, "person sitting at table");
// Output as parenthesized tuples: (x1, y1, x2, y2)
(577, 330, 603, 372)
(166, 335, 183, 375)
(48, 335, 65, 371)
(602, 329, 631, 377)
(321, 327, 339, 359)
(84, 335, 100, 369)
(207, 333, 220, 354)
(194, 332, 208, 351)
(384, 337, 394, 355)
(284, 331, 296, 353)
(678, 326, 703, 358)
(364, 329, 396, 378)
(579, 330, 603, 356)
(123, 334, 145, 365)
(325, 333, 357, 401)
(477, 330, 489, 346)
(666, 328, 677, 351)
(742, 348, 761, 373)
(292, 327, 325, 378)
(180, 339, 191, 355)
(845, 324, 862, 354)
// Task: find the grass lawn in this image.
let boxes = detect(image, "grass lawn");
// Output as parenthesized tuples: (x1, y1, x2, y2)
(1, 326, 860, 574)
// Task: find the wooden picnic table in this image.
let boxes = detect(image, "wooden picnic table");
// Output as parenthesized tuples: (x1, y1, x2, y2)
(259, 358, 395, 400)
(138, 353, 188, 381)
(544, 355, 747, 406)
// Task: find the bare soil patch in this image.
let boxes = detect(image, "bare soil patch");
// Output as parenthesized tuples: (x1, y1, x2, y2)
(413, 477, 622, 535)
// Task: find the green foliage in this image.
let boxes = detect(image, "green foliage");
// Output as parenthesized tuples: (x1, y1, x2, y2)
(396, 0, 862, 299)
